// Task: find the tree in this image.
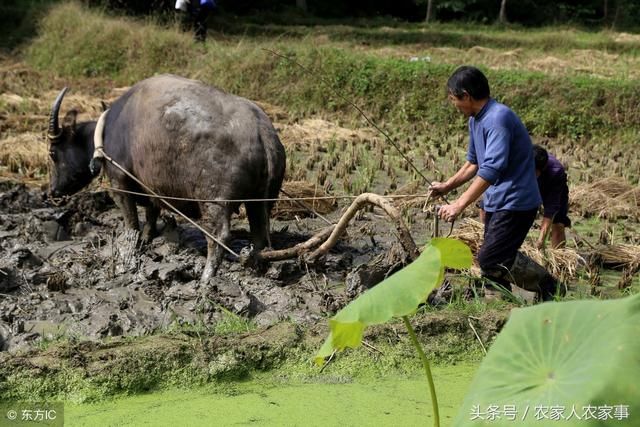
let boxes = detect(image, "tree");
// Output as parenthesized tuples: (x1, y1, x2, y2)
(426, 0, 434, 23)
(498, 0, 508, 23)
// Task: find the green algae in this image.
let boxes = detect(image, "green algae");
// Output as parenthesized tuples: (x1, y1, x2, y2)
(1, 312, 498, 404)
(64, 363, 478, 426)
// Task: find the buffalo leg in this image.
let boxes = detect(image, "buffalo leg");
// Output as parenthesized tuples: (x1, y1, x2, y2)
(111, 192, 139, 231)
(142, 204, 160, 243)
(246, 201, 271, 249)
(201, 203, 231, 283)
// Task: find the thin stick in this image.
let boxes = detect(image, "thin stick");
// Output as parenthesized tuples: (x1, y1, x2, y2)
(467, 317, 487, 355)
(264, 48, 450, 205)
(362, 340, 384, 355)
(402, 316, 440, 427)
(319, 349, 337, 373)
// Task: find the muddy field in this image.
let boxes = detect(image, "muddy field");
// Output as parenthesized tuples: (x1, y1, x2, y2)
(0, 177, 437, 351)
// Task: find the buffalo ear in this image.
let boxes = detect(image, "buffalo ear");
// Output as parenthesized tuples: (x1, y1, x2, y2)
(62, 109, 78, 129)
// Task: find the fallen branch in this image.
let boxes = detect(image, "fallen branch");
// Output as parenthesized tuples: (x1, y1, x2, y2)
(256, 193, 418, 264)
(257, 225, 336, 262)
(307, 193, 418, 262)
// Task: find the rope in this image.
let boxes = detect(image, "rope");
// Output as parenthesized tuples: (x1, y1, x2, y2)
(96, 149, 239, 258)
(96, 184, 434, 204)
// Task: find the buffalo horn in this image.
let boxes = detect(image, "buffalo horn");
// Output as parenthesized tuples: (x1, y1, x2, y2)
(48, 87, 69, 141)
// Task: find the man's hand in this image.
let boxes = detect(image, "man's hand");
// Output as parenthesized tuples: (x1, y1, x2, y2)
(429, 181, 450, 197)
(437, 201, 464, 223)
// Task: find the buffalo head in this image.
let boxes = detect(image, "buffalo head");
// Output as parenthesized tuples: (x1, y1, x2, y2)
(47, 88, 96, 198)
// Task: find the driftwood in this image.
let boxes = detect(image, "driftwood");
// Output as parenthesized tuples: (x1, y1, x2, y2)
(307, 193, 418, 261)
(257, 193, 418, 264)
(257, 225, 335, 262)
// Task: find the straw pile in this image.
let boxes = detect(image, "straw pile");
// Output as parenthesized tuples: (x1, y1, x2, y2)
(0, 132, 48, 177)
(617, 187, 640, 209)
(521, 246, 586, 282)
(587, 177, 634, 197)
(272, 180, 337, 220)
(594, 243, 640, 269)
(277, 119, 378, 148)
(570, 177, 638, 219)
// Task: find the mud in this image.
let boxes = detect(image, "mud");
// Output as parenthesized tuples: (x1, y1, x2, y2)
(0, 180, 426, 352)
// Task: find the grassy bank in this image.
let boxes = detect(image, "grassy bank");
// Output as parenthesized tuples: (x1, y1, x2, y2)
(0, 312, 498, 403)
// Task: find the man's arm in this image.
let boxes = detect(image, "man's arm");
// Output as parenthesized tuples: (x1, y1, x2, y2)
(537, 216, 553, 248)
(438, 175, 490, 222)
(429, 161, 478, 196)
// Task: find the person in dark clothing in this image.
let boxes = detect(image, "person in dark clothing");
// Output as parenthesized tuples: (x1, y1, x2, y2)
(176, 0, 217, 42)
(533, 144, 570, 249)
(430, 66, 559, 301)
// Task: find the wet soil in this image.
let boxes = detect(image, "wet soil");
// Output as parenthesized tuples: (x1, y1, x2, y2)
(0, 179, 436, 353)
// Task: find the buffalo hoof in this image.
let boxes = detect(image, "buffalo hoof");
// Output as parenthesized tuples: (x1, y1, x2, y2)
(141, 227, 157, 245)
(239, 245, 268, 274)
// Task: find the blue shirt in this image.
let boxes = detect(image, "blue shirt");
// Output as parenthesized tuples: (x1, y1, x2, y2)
(467, 99, 541, 212)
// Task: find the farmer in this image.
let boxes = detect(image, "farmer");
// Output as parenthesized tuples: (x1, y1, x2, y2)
(533, 144, 570, 249)
(429, 65, 559, 301)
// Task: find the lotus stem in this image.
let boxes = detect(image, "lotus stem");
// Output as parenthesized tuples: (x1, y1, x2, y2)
(402, 316, 440, 427)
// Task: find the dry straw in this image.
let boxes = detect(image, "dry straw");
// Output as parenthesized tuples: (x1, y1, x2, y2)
(277, 119, 378, 148)
(0, 133, 48, 177)
(272, 180, 337, 220)
(595, 244, 640, 269)
(570, 177, 639, 219)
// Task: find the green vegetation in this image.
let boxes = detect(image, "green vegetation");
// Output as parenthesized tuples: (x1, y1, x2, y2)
(454, 292, 640, 426)
(0, 0, 58, 50)
(316, 238, 473, 426)
(63, 364, 478, 426)
(0, 313, 492, 403)
(24, 2, 640, 151)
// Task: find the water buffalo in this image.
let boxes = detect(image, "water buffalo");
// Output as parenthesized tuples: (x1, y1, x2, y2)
(47, 74, 286, 282)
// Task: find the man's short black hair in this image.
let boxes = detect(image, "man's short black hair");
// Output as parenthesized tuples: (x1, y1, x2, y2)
(533, 144, 549, 172)
(447, 66, 490, 100)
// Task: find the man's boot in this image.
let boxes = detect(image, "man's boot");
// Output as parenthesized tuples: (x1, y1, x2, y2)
(508, 253, 565, 301)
